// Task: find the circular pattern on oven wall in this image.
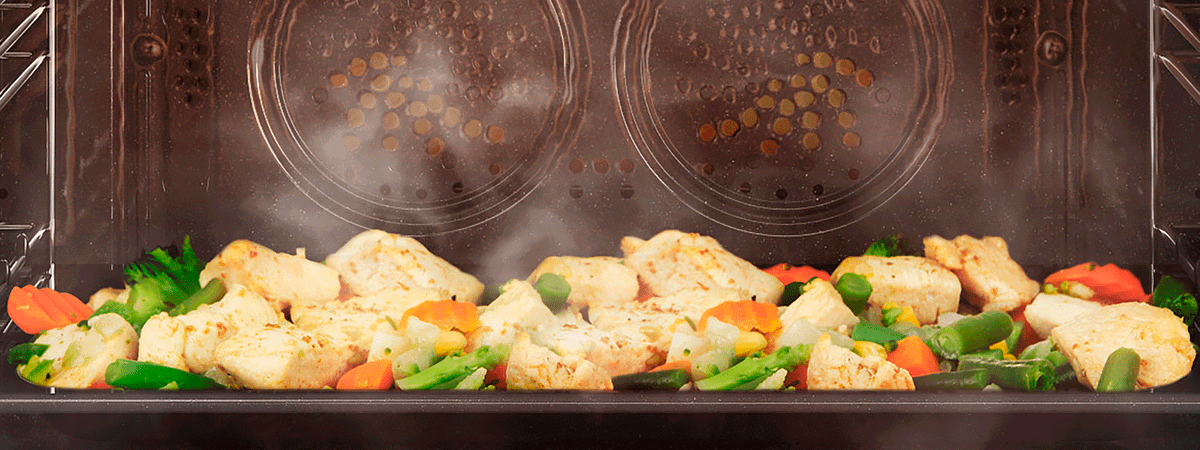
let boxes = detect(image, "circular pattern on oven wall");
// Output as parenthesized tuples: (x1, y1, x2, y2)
(614, 0, 951, 236)
(250, 0, 586, 235)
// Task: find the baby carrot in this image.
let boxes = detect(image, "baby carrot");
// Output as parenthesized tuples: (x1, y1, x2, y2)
(887, 335, 941, 378)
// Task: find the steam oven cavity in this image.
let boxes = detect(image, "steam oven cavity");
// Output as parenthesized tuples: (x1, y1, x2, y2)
(249, 0, 585, 235)
(614, 0, 952, 236)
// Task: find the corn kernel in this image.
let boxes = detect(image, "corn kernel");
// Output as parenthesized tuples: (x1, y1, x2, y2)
(435, 330, 467, 356)
(735, 331, 768, 357)
(853, 341, 888, 360)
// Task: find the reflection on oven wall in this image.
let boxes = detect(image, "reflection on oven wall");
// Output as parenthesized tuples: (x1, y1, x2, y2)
(0, 0, 1169, 295)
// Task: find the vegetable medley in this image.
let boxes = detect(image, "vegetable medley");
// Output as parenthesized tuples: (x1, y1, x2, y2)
(4, 230, 1197, 392)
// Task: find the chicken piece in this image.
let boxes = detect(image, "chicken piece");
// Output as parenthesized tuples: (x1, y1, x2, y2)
(527, 256, 639, 312)
(214, 324, 360, 389)
(532, 314, 659, 377)
(27, 313, 138, 389)
(830, 256, 961, 324)
(1023, 293, 1103, 339)
(290, 287, 443, 355)
(139, 283, 284, 373)
(199, 239, 342, 313)
(924, 235, 1040, 312)
(778, 279, 859, 331)
(87, 287, 128, 310)
(1051, 303, 1195, 390)
(325, 229, 484, 304)
(620, 230, 784, 304)
(505, 334, 613, 390)
(806, 333, 914, 390)
(471, 279, 558, 350)
(587, 288, 743, 361)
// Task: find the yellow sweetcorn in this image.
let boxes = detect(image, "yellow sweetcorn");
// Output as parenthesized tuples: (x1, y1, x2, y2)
(735, 331, 768, 357)
(853, 341, 889, 360)
(989, 340, 1016, 360)
(435, 330, 468, 356)
(881, 302, 920, 327)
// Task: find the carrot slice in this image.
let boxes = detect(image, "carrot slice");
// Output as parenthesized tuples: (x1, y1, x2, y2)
(764, 264, 830, 285)
(56, 290, 93, 321)
(401, 300, 480, 333)
(1045, 262, 1148, 304)
(649, 360, 692, 373)
(8, 287, 54, 334)
(335, 359, 394, 390)
(25, 287, 72, 327)
(698, 300, 781, 333)
(887, 335, 941, 378)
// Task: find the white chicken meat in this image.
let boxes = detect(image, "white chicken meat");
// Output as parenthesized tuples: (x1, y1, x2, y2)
(620, 230, 784, 304)
(923, 235, 1040, 312)
(138, 283, 283, 373)
(199, 239, 342, 313)
(1022, 293, 1102, 339)
(25, 313, 138, 389)
(504, 334, 613, 390)
(324, 229, 484, 304)
(214, 324, 360, 389)
(471, 279, 558, 350)
(527, 256, 639, 312)
(830, 256, 961, 324)
(806, 333, 914, 390)
(1051, 302, 1195, 390)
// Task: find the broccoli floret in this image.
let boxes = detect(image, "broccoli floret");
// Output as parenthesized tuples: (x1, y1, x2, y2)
(863, 235, 913, 257)
(1151, 276, 1197, 326)
(395, 345, 509, 390)
(102, 236, 205, 332)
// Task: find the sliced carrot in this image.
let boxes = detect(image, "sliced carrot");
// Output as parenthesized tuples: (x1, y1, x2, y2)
(335, 359, 394, 390)
(764, 264, 830, 285)
(1045, 262, 1149, 304)
(56, 290, 93, 321)
(887, 335, 941, 378)
(401, 300, 480, 333)
(8, 287, 55, 334)
(698, 300, 781, 333)
(649, 360, 692, 373)
(26, 287, 72, 326)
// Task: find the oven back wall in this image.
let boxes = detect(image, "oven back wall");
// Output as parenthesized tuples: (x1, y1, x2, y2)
(49, 0, 1150, 294)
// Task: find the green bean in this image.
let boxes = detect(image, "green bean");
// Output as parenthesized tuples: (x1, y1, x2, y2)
(534, 273, 571, 313)
(7, 343, 49, 365)
(851, 322, 905, 345)
(928, 311, 1013, 359)
(912, 369, 990, 391)
(957, 357, 1055, 391)
(1003, 321, 1024, 353)
(961, 349, 1003, 360)
(1096, 348, 1140, 392)
(779, 282, 806, 307)
(612, 369, 691, 391)
(835, 273, 871, 315)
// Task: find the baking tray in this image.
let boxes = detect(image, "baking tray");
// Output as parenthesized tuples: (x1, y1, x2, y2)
(2, 1, 1200, 438)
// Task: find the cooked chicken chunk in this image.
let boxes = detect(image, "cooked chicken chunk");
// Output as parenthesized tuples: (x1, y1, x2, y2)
(807, 333, 914, 390)
(325, 229, 484, 304)
(532, 314, 659, 376)
(1023, 293, 1103, 339)
(290, 287, 443, 355)
(505, 334, 613, 390)
(587, 288, 742, 360)
(87, 287, 128, 310)
(214, 324, 360, 389)
(830, 256, 961, 324)
(924, 235, 1040, 312)
(139, 283, 284, 373)
(527, 256, 639, 312)
(29, 314, 138, 389)
(471, 279, 558, 350)
(620, 230, 784, 304)
(199, 239, 342, 313)
(778, 279, 859, 331)
(1051, 303, 1195, 390)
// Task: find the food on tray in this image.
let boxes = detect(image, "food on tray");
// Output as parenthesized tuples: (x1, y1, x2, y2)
(4, 230, 1196, 392)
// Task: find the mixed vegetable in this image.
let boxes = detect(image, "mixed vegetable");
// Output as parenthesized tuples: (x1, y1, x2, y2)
(3, 230, 1196, 392)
